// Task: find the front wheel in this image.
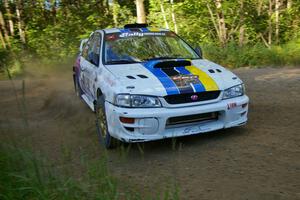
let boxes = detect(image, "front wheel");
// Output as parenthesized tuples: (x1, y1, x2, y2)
(95, 95, 119, 149)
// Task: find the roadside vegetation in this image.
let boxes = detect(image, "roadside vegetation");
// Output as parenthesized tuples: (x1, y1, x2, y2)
(0, 144, 120, 200)
(0, 121, 179, 200)
(1, 0, 300, 77)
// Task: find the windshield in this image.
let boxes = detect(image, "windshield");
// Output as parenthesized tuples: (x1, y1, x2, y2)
(104, 31, 199, 64)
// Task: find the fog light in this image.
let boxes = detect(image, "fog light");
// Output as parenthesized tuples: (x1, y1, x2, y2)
(119, 117, 135, 124)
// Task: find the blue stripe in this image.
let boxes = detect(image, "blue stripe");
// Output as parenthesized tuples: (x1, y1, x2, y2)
(175, 67, 206, 92)
(119, 29, 127, 33)
(120, 28, 149, 33)
(143, 61, 180, 95)
(141, 28, 149, 32)
(175, 67, 190, 75)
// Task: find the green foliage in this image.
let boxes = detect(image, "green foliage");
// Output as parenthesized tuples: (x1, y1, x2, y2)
(0, 48, 23, 77)
(203, 39, 300, 68)
(0, 144, 133, 200)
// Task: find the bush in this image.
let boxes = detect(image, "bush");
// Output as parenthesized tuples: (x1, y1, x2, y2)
(0, 48, 24, 78)
(202, 39, 300, 68)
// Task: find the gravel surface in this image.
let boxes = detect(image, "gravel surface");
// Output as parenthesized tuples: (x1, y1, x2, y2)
(1, 66, 299, 199)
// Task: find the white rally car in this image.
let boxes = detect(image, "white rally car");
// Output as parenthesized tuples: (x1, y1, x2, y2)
(73, 24, 249, 148)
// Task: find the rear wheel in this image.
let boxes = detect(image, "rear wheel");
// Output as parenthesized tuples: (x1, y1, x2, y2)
(95, 95, 119, 149)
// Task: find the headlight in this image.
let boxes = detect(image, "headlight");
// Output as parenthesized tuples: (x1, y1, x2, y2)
(115, 94, 161, 108)
(223, 84, 245, 99)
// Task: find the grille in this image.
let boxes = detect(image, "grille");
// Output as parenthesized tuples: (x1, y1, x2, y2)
(166, 112, 219, 127)
(164, 91, 221, 104)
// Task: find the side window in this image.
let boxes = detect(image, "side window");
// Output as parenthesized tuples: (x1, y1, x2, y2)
(87, 33, 101, 66)
(82, 34, 94, 60)
(92, 33, 101, 66)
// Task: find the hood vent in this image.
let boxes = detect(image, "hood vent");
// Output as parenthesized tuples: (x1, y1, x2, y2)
(127, 75, 149, 79)
(137, 74, 148, 79)
(154, 60, 191, 68)
(126, 75, 136, 79)
(209, 69, 222, 73)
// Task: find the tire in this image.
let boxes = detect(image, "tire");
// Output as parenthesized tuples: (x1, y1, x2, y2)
(95, 95, 120, 149)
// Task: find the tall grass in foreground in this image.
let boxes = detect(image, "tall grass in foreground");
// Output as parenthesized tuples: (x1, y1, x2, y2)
(0, 143, 132, 200)
(0, 143, 181, 200)
(0, 75, 180, 200)
(203, 39, 300, 68)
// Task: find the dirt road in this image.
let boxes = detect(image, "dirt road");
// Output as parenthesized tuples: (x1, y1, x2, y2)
(0, 65, 300, 199)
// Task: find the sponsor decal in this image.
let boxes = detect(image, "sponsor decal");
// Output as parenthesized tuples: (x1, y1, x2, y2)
(106, 31, 167, 41)
(227, 102, 237, 109)
(185, 65, 219, 91)
(191, 94, 198, 101)
(119, 32, 166, 38)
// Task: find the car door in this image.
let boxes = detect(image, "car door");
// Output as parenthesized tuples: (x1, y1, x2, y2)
(80, 34, 94, 97)
(85, 32, 102, 100)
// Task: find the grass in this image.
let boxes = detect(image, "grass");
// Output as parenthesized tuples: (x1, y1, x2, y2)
(0, 143, 123, 200)
(203, 40, 300, 68)
(0, 140, 181, 200)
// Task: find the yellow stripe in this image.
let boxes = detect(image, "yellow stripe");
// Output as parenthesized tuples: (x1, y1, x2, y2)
(148, 27, 160, 32)
(185, 66, 219, 91)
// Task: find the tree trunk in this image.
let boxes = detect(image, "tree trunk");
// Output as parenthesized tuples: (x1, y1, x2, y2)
(275, 0, 280, 44)
(160, 0, 169, 29)
(112, 0, 119, 26)
(287, 0, 292, 9)
(268, 0, 273, 45)
(207, 3, 220, 42)
(136, 0, 146, 23)
(170, 0, 178, 33)
(0, 30, 6, 49)
(215, 0, 227, 46)
(257, 0, 263, 16)
(0, 11, 10, 47)
(239, 0, 245, 46)
(16, 0, 26, 44)
(52, 0, 57, 24)
(3, 0, 14, 36)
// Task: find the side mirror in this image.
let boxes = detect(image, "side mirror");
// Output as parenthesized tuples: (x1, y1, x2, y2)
(194, 45, 203, 58)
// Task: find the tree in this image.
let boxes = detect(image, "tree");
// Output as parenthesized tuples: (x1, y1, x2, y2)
(0, 10, 10, 47)
(136, 0, 146, 23)
(3, 0, 14, 36)
(16, 0, 26, 44)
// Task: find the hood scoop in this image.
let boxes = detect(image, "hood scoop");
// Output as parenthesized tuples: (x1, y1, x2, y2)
(154, 60, 191, 68)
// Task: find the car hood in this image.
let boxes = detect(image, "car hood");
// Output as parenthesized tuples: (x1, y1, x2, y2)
(105, 59, 243, 97)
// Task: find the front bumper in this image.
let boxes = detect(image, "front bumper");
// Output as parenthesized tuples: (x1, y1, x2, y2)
(105, 95, 249, 143)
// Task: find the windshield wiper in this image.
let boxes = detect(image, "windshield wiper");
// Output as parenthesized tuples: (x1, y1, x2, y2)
(106, 60, 140, 64)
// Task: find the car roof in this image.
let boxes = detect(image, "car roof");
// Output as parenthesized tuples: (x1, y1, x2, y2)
(99, 27, 170, 34)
